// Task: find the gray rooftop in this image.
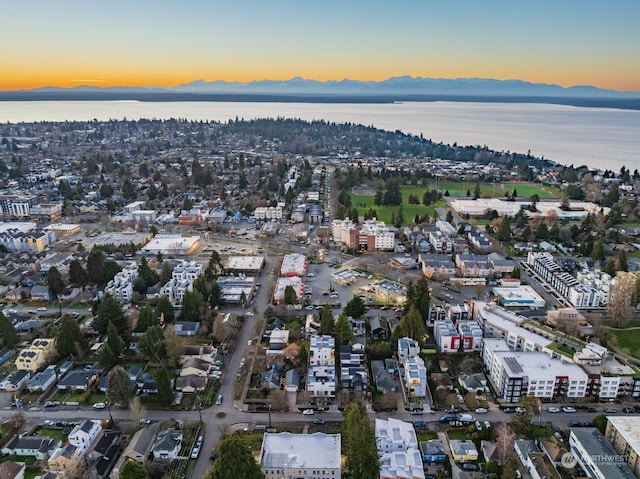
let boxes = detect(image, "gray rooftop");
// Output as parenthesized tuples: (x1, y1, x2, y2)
(260, 433, 341, 470)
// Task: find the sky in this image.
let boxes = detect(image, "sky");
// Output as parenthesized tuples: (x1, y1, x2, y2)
(2, 0, 639, 92)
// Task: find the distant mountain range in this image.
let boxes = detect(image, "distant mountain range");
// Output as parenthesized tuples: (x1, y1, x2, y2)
(2, 77, 640, 109)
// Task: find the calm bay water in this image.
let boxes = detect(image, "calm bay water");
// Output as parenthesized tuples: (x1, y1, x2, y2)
(0, 100, 638, 171)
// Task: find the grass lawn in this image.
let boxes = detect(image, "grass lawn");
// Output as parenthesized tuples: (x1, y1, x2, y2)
(1, 455, 36, 466)
(447, 429, 469, 441)
(501, 182, 561, 199)
(351, 190, 445, 225)
(417, 432, 438, 441)
(428, 181, 503, 198)
(602, 320, 640, 359)
(547, 342, 576, 359)
(37, 427, 69, 442)
(530, 425, 554, 438)
(24, 470, 41, 479)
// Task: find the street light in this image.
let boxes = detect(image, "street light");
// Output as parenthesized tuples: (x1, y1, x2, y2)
(268, 402, 272, 428)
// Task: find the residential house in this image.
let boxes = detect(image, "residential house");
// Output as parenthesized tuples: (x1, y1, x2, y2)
(152, 428, 183, 461)
(260, 368, 281, 390)
(127, 365, 143, 383)
(369, 317, 389, 340)
(481, 441, 501, 466)
(268, 328, 290, 352)
(175, 375, 207, 394)
(30, 285, 52, 301)
(339, 340, 368, 395)
(180, 357, 209, 377)
(111, 425, 159, 478)
(136, 372, 158, 395)
(27, 365, 57, 392)
(173, 321, 201, 336)
(0, 461, 25, 479)
(48, 444, 80, 473)
(86, 431, 121, 479)
(68, 419, 102, 454)
(449, 440, 478, 462)
(0, 370, 30, 392)
(1, 435, 60, 460)
(458, 374, 487, 394)
(420, 440, 447, 463)
(57, 366, 100, 392)
(284, 369, 300, 393)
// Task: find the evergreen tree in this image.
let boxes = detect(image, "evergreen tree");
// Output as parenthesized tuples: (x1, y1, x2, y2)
(180, 290, 206, 322)
(94, 293, 126, 335)
(591, 238, 606, 262)
(156, 368, 174, 406)
(55, 315, 87, 357)
(473, 182, 481, 199)
(343, 295, 367, 319)
(0, 312, 18, 347)
(343, 400, 380, 479)
(87, 249, 105, 285)
(496, 216, 512, 242)
(159, 262, 173, 286)
(283, 285, 297, 305)
(106, 321, 124, 357)
(139, 325, 166, 364)
(398, 305, 425, 340)
(46, 266, 65, 300)
(318, 305, 335, 335)
(136, 305, 159, 332)
(333, 315, 353, 345)
(210, 435, 264, 479)
(69, 259, 89, 286)
(156, 295, 175, 323)
(102, 259, 122, 286)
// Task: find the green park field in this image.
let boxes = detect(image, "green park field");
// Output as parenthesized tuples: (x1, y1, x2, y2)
(351, 185, 445, 225)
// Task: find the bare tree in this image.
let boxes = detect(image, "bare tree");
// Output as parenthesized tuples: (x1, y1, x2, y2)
(267, 389, 289, 411)
(163, 325, 185, 365)
(129, 396, 147, 424)
(7, 410, 25, 432)
(494, 422, 517, 464)
(609, 272, 636, 327)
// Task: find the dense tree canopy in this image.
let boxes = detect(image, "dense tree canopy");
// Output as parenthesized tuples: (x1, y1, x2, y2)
(55, 315, 87, 357)
(0, 312, 18, 348)
(210, 435, 264, 479)
(94, 293, 127, 335)
(343, 400, 380, 479)
(343, 295, 367, 319)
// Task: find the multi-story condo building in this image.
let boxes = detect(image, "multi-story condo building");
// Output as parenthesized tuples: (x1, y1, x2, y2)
(527, 252, 610, 308)
(308, 335, 336, 398)
(434, 320, 461, 353)
(482, 339, 588, 403)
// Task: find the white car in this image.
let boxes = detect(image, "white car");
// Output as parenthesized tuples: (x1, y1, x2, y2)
(547, 407, 561, 413)
(474, 407, 488, 414)
(562, 406, 577, 413)
(191, 447, 200, 459)
(92, 402, 106, 409)
(515, 407, 526, 413)
(38, 307, 47, 312)
(246, 311, 254, 316)
(302, 409, 315, 415)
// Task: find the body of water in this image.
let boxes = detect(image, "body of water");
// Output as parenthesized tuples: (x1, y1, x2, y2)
(0, 100, 638, 172)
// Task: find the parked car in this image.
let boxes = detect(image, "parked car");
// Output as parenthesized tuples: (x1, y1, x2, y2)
(623, 407, 634, 413)
(139, 418, 151, 424)
(502, 408, 514, 413)
(196, 436, 204, 446)
(547, 407, 560, 413)
(191, 447, 200, 459)
(313, 418, 325, 425)
(515, 407, 526, 413)
(562, 406, 577, 413)
(302, 409, 314, 415)
(462, 463, 478, 471)
(604, 407, 617, 413)
(216, 395, 223, 405)
(92, 402, 106, 409)
(474, 407, 488, 414)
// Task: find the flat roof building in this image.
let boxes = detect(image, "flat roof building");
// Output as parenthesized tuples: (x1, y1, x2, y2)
(605, 416, 640, 478)
(569, 427, 636, 479)
(259, 432, 341, 479)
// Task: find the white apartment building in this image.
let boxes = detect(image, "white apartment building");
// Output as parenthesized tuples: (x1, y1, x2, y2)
(254, 206, 283, 221)
(482, 339, 588, 403)
(434, 320, 461, 353)
(428, 230, 453, 253)
(527, 252, 611, 308)
(159, 260, 203, 307)
(398, 337, 420, 363)
(457, 320, 483, 352)
(104, 261, 139, 304)
(376, 418, 425, 479)
(308, 335, 336, 398)
(404, 358, 428, 398)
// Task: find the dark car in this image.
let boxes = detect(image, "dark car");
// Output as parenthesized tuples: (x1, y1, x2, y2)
(502, 408, 514, 413)
(462, 463, 478, 471)
(313, 418, 326, 425)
